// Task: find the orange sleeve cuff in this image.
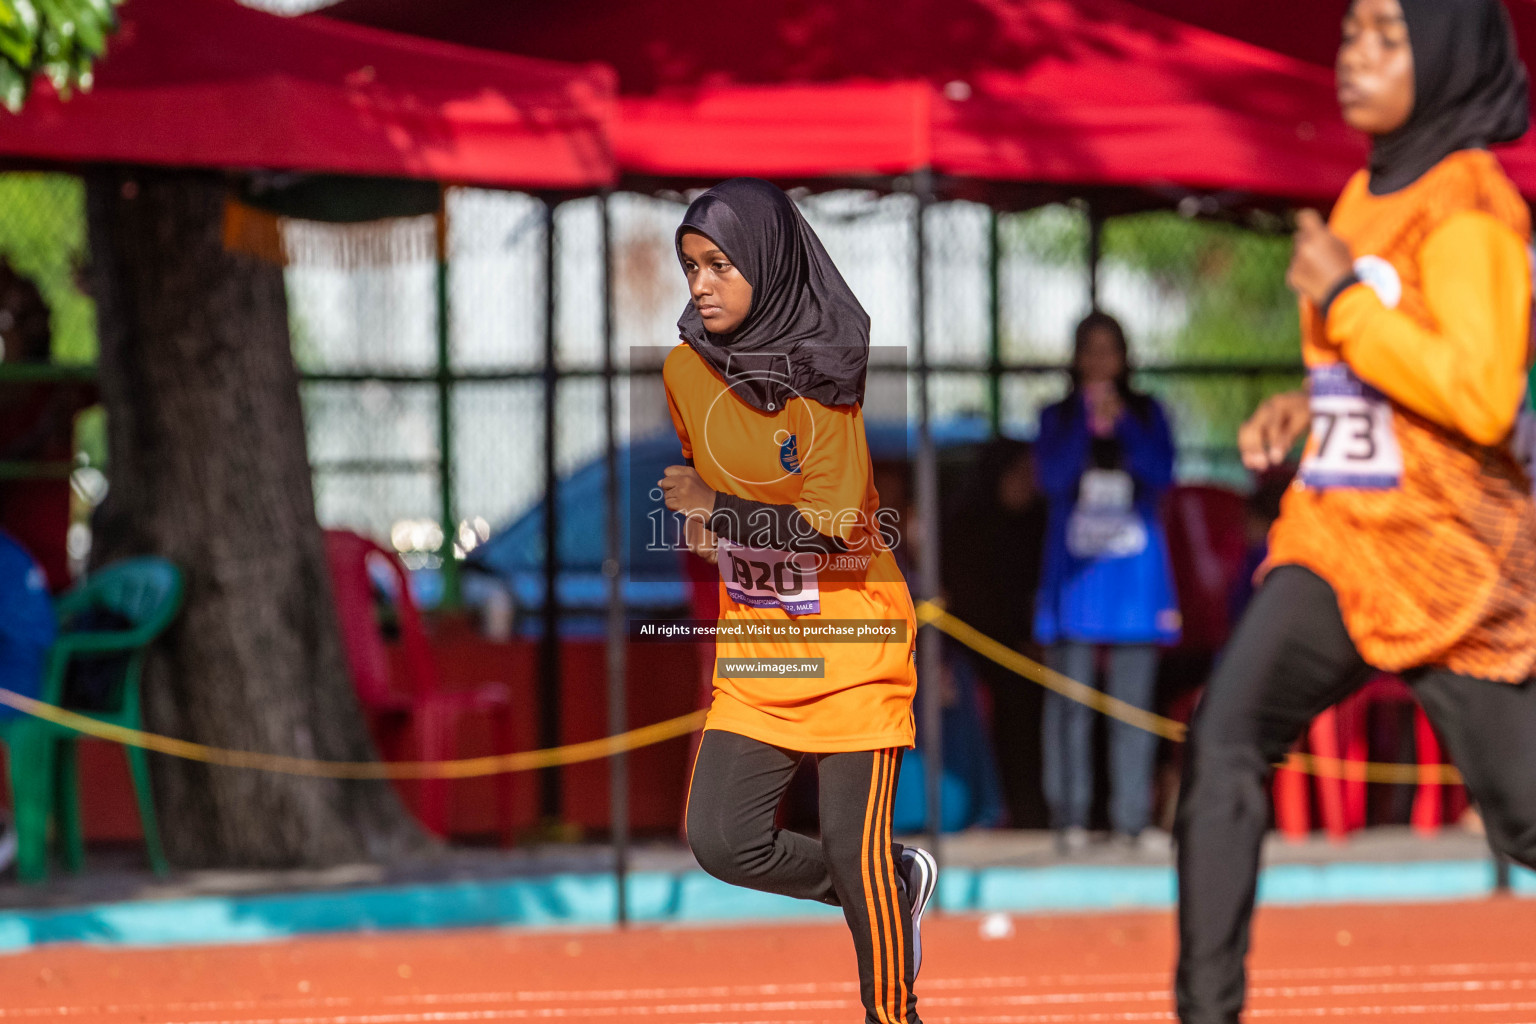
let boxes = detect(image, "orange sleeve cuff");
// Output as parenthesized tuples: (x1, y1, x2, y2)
(1322, 212, 1529, 446)
(1323, 280, 1381, 347)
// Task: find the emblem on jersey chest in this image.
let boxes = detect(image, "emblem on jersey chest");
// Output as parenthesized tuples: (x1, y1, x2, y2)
(779, 433, 802, 474)
(1352, 254, 1402, 309)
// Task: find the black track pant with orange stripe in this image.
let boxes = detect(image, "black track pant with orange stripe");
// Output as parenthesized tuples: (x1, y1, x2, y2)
(687, 729, 921, 1024)
(1175, 567, 1536, 1024)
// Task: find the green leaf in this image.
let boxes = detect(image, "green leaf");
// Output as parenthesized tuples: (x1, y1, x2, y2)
(0, 54, 29, 112)
(72, 10, 104, 53)
(0, 26, 36, 70)
(9, 0, 41, 39)
(0, 0, 119, 109)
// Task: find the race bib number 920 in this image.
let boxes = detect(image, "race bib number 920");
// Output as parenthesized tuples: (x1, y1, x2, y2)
(718, 540, 822, 615)
(1299, 364, 1403, 490)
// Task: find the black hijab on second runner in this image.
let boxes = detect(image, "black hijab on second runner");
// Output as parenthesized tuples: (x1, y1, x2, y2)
(1367, 0, 1530, 195)
(676, 178, 870, 413)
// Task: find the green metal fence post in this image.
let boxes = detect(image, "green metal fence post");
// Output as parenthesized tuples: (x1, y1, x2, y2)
(601, 191, 630, 924)
(538, 195, 564, 824)
(988, 209, 1003, 436)
(1087, 202, 1104, 313)
(434, 191, 460, 609)
(913, 171, 944, 893)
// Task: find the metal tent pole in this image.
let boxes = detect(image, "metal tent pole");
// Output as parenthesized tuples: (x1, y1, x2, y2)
(1087, 203, 1104, 312)
(913, 171, 944, 887)
(601, 192, 630, 924)
(1494, 847, 1512, 894)
(435, 190, 460, 608)
(988, 209, 1003, 437)
(539, 196, 564, 824)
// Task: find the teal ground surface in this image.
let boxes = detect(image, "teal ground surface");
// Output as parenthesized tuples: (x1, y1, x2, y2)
(0, 860, 1531, 952)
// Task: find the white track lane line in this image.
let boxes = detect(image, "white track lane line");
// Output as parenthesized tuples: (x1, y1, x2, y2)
(1249, 1003, 1536, 1019)
(889, 1005, 1536, 1024)
(9, 964, 1533, 1019)
(8, 961, 1536, 1022)
(156, 1007, 867, 1024)
(920, 979, 1533, 1009)
(75, 997, 1536, 1024)
(69, 981, 1536, 1024)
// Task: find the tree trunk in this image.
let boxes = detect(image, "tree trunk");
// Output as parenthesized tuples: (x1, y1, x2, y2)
(84, 167, 431, 868)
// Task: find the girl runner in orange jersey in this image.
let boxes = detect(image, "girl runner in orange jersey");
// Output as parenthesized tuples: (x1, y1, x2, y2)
(1175, 2, 1536, 1021)
(656, 178, 935, 1024)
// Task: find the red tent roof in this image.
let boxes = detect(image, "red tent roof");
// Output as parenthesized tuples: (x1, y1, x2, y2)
(0, 0, 615, 190)
(927, 0, 1361, 201)
(326, 0, 1368, 205)
(1126, 0, 1536, 196)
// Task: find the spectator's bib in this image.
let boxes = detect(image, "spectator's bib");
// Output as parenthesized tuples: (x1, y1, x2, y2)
(1067, 469, 1147, 559)
(718, 540, 822, 615)
(1300, 364, 1403, 490)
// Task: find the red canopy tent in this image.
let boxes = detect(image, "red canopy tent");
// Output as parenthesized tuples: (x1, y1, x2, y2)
(926, 0, 1361, 204)
(0, 0, 615, 190)
(326, 0, 1369, 207)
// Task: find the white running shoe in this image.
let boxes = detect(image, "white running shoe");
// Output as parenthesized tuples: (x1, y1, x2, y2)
(1055, 826, 1091, 856)
(899, 846, 939, 978)
(0, 812, 15, 876)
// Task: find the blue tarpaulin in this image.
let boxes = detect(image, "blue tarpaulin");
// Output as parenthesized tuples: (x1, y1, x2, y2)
(466, 418, 993, 632)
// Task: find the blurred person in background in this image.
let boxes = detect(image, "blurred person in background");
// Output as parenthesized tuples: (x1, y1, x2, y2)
(1034, 311, 1180, 854)
(0, 527, 57, 874)
(942, 438, 1049, 827)
(0, 260, 94, 591)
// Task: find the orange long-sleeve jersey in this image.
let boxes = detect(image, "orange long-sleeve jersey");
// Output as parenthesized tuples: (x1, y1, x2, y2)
(1266, 149, 1536, 681)
(664, 342, 917, 752)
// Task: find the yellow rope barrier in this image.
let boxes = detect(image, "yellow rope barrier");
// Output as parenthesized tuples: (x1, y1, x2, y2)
(917, 602, 1187, 742)
(0, 603, 1463, 787)
(0, 687, 705, 779)
(913, 600, 1464, 786)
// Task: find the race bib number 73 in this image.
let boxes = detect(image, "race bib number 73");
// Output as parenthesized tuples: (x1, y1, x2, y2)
(1299, 364, 1403, 490)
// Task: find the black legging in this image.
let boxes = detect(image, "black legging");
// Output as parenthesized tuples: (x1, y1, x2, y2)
(1175, 566, 1536, 1024)
(686, 729, 920, 1024)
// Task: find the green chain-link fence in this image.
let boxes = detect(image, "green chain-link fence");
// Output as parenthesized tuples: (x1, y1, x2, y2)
(0, 173, 1304, 592)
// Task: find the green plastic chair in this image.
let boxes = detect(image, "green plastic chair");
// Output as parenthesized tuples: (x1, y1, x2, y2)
(0, 557, 183, 882)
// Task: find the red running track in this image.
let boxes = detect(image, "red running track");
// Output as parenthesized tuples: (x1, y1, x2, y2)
(1, 899, 1534, 1022)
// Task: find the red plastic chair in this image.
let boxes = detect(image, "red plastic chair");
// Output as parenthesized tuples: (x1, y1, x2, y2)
(324, 530, 517, 842)
(1335, 674, 1463, 836)
(1273, 707, 1349, 843)
(1276, 675, 1464, 841)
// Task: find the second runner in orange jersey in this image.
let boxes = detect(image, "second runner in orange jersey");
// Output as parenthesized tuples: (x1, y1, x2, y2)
(1174, 3, 1536, 1023)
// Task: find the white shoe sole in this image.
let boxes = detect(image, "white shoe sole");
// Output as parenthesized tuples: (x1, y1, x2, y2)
(903, 847, 938, 978)
(0, 826, 15, 876)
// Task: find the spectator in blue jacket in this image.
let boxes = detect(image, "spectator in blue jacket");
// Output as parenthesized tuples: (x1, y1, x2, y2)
(0, 528, 53, 715)
(1034, 311, 1180, 854)
(0, 528, 55, 874)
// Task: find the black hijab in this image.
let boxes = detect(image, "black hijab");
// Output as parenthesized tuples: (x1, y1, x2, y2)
(1367, 0, 1530, 195)
(676, 178, 870, 413)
